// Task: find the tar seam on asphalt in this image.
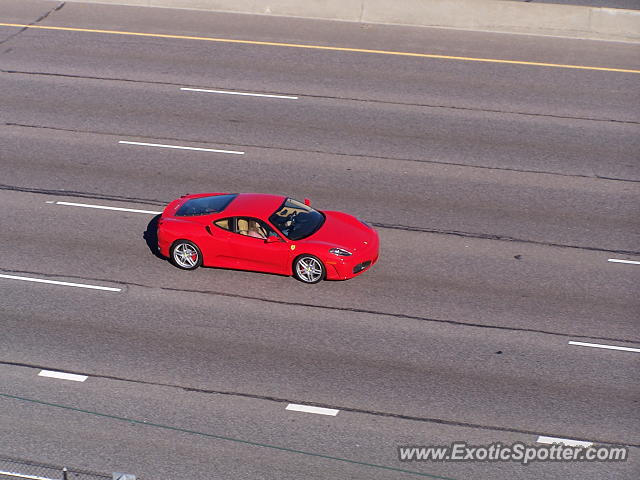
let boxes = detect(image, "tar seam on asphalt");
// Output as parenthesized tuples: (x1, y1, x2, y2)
(1, 266, 639, 345)
(5, 122, 640, 184)
(0, 2, 65, 46)
(0, 183, 167, 206)
(0, 363, 637, 449)
(0, 393, 455, 480)
(1, 182, 638, 256)
(3, 69, 639, 126)
(371, 222, 640, 256)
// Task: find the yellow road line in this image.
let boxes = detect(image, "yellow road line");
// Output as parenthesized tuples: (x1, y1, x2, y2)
(1, 22, 638, 74)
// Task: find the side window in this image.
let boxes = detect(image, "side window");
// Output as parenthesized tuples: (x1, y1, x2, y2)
(235, 217, 271, 240)
(214, 218, 232, 231)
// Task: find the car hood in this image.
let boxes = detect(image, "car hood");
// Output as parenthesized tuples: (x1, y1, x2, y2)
(306, 211, 376, 252)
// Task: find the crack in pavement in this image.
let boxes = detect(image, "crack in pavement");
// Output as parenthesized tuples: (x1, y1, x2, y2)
(1, 267, 638, 345)
(4, 122, 639, 184)
(2, 68, 639, 126)
(0, 2, 65, 47)
(1, 360, 637, 449)
(1, 183, 638, 256)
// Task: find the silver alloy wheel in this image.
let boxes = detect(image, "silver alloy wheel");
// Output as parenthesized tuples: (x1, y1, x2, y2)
(173, 242, 199, 269)
(296, 256, 324, 283)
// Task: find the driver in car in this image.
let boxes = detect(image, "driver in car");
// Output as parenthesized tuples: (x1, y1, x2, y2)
(247, 220, 267, 239)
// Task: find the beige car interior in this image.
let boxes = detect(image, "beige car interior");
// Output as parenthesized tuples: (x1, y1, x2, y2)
(215, 218, 230, 230)
(274, 206, 307, 218)
(237, 218, 268, 239)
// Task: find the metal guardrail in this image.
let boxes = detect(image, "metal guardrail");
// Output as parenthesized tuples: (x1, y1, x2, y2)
(0, 456, 113, 480)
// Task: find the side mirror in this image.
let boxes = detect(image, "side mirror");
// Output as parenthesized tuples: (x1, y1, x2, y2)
(266, 235, 281, 243)
(304, 198, 311, 206)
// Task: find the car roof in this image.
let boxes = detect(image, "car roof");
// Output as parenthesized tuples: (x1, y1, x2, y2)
(181, 192, 286, 219)
(226, 193, 287, 218)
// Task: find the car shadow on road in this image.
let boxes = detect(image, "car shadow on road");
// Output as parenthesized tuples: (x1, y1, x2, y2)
(143, 214, 165, 260)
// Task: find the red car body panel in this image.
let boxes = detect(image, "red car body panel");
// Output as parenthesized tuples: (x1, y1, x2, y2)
(157, 193, 379, 280)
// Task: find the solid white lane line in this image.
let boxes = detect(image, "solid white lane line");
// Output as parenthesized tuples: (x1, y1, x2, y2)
(608, 258, 640, 265)
(536, 436, 592, 447)
(38, 370, 88, 382)
(0, 274, 121, 292)
(285, 403, 339, 416)
(181, 87, 298, 99)
(118, 140, 244, 155)
(0, 471, 57, 480)
(50, 201, 162, 215)
(568, 341, 640, 353)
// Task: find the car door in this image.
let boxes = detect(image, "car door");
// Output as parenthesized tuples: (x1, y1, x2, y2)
(199, 217, 235, 268)
(227, 217, 291, 274)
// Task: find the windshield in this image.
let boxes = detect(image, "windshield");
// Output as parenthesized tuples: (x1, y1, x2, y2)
(269, 198, 324, 241)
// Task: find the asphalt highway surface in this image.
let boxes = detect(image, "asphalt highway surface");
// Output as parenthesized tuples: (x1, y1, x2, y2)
(1, 1, 639, 479)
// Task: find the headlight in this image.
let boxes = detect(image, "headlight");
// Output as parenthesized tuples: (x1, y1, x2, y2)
(329, 247, 352, 256)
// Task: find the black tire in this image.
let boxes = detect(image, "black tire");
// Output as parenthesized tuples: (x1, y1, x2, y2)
(293, 255, 325, 284)
(170, 240, 203, 270)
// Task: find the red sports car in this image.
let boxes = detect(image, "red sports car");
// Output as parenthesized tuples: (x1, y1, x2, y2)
(157, 193, 379, 283)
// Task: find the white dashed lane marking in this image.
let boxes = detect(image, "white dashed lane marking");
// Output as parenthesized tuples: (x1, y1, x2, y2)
(607, 258, 640, 265)
(119, 140, 244, 155)
(568, 341, 640, 353)
(536, 436, 592, 447)
(286, 404, 339, 416)
(47, 200, 162, 215)
(0, 274, 121, 292)
(181, 87, 298, 99)
(0, 471, 57, 480)
(38, 370, 88, 382)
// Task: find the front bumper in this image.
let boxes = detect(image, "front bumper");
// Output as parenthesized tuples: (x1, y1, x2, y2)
(352, 260, 372, 274)
(324, 237, 379, 281)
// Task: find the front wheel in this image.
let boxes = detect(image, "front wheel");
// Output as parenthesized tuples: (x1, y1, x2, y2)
(293, 255, 325, 284)
(170, 240, 203, 270)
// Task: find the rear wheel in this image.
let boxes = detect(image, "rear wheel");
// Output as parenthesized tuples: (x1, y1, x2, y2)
(293, 255, 325, 284)
(170, 240, 203, 270)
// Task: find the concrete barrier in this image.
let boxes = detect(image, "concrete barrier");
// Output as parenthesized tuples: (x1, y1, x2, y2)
(59, 0, 640, 42)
